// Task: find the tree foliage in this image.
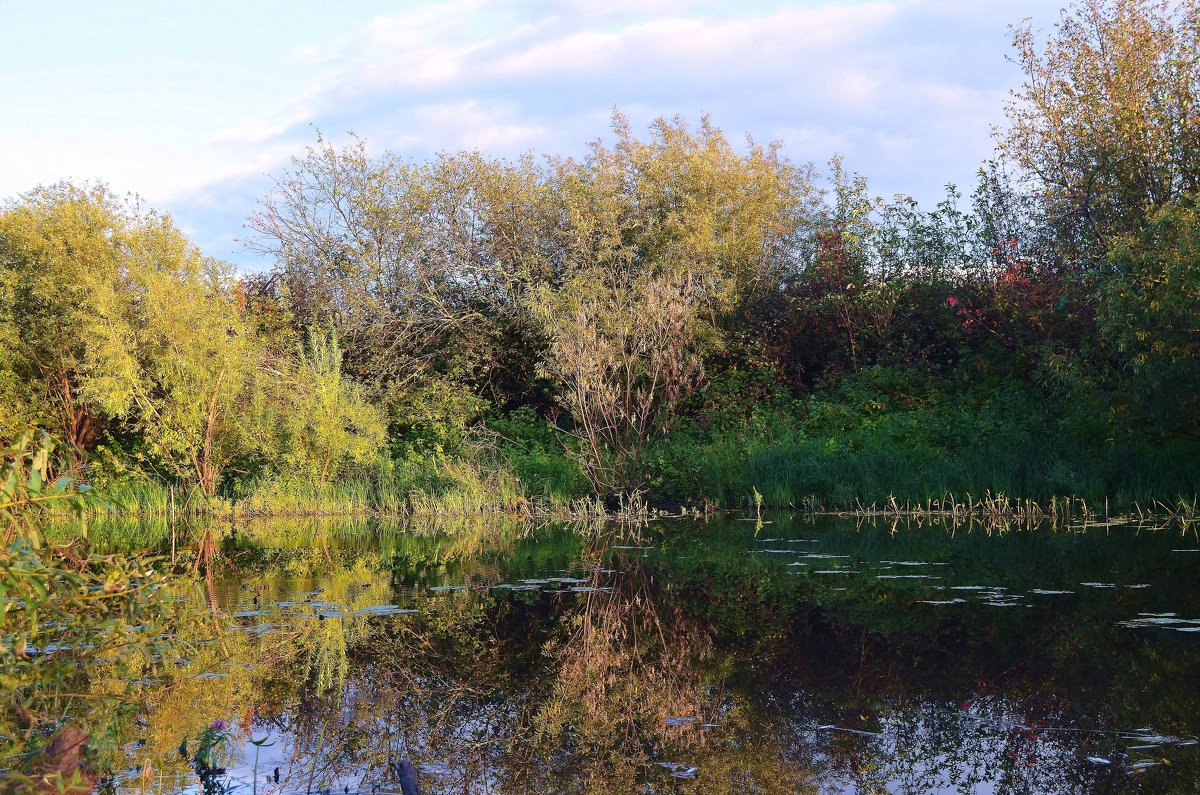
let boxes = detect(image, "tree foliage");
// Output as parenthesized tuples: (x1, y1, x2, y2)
(546, 113, 813, 315)
(245, 134, 550, 385)
(0, 184, 159, 454)
(130, 257, 255, 496)
(0, 185, 258, 495)
(1001, 0, 1200, 249)
(252, 327, 387, 484)
(1102, 193, 1200, 436)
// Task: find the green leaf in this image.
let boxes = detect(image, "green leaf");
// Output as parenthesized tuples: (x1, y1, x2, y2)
(28, 577, 48, 603)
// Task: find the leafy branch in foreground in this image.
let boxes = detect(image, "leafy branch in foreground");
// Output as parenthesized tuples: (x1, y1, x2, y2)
(1, 429, 192, 793)
(0, 428, 105, 547)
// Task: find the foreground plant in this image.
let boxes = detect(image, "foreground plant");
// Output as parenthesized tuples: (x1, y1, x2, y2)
(178, 720, 234, 795)
(0, 429, 189, 792)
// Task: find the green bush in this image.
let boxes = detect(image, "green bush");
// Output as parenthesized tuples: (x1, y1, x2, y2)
(642, 365, 1200, 509)
(487, 408, 588, 504)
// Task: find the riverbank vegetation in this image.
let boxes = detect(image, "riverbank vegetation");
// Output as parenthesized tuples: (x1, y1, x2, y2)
(1, 0, 1197, 516)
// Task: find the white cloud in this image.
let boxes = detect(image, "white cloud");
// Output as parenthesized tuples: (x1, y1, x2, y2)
(411, 101, 553, 152)
(3, 0, 1066, 269)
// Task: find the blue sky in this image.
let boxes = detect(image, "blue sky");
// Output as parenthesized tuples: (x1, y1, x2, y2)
(1, 0, 1065, 270)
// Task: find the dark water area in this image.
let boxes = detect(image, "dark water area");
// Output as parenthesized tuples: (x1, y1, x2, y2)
(32, 514, 1200, 793)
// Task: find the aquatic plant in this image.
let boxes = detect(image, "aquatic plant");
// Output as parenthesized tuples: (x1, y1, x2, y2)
(180, 720, 234, 795)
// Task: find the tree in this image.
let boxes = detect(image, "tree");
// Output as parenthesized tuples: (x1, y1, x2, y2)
(1000, 0, 1200, 251)
(546, 113, 813, 320)
(253, 328, 387, 485)
(0, 183, 267, 495)
(524, 114, 813, 493)
(528, 271, 712, 495)
(245, 134, 550, 385)
(0, 267, 33, 442)
(1101, 193, 1200, 437)
(780, 163, 971, 382)
(0, 184, 173, 459)
(130, 255, 256, 497)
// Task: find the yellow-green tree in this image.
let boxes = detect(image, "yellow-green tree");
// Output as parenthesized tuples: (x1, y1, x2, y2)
(547, 113, 812, 314)
(0, 184, 150, 457)
(130, 255, 256, 497)
(0, 182, 262, 495)
(1001, 0, 1200, 249)
(0, 268, 33, 441)
(253, 328, 387, 485)
(529, 114, 812, 494)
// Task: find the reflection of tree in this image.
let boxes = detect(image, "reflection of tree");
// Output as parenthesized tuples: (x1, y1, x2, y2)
(647, 517, 1200, 793)
(78, 515, 1200, 794)
(514, 546, 815, 793)
(122, 530, 818, 794)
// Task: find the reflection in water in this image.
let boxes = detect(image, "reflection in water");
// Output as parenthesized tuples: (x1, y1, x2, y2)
(11, 514, 1200, 793)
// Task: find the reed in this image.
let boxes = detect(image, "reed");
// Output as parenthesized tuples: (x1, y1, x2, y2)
(646, 433, 1199, 515)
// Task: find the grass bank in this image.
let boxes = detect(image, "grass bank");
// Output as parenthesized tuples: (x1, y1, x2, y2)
(640, 366, 1200, 513)
(67, 368, 1200, 524)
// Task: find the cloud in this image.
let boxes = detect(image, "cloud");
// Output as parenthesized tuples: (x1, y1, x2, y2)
(410, 102, 554, 151)
(293, 2, 904, 119)
(242, 0, 1030, 170)
(13, 0, 1061, 269)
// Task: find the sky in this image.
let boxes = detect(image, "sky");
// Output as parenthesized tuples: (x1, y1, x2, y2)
(0, 0, 1066, 270)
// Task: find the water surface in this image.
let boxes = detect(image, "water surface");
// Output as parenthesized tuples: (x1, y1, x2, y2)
(29, 514, 1200, 792)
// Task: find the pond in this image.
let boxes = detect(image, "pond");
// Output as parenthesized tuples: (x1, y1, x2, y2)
(11, 513, 1200, 793)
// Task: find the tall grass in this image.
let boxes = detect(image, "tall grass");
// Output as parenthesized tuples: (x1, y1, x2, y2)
(45, 367, 1200, 524)
(68, 451, 540, 521)
(648, 435, 1200, 512)
(638, 365, 1200, 513)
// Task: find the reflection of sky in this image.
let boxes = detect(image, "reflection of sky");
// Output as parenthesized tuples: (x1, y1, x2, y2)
(150, 702, 1117, 794)
(2, 0, 1066, 270)
(108, 516, 1200, 793)
(800, 704, 1090, 794)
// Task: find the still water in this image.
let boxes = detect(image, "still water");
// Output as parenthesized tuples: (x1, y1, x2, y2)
(46, 515, 1200, 792)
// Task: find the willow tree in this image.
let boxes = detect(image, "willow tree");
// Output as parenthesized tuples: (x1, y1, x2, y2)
(1000, 0, 1200, 251)
(0, 183, 258, 493)
(0, 185, 164, 458)
(0, 269, 31, 442)
(529, 115, 813, 495)
(546, 113, 812, 315)
(130, 255, 255, 497)
(251, 327, 387, 485)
